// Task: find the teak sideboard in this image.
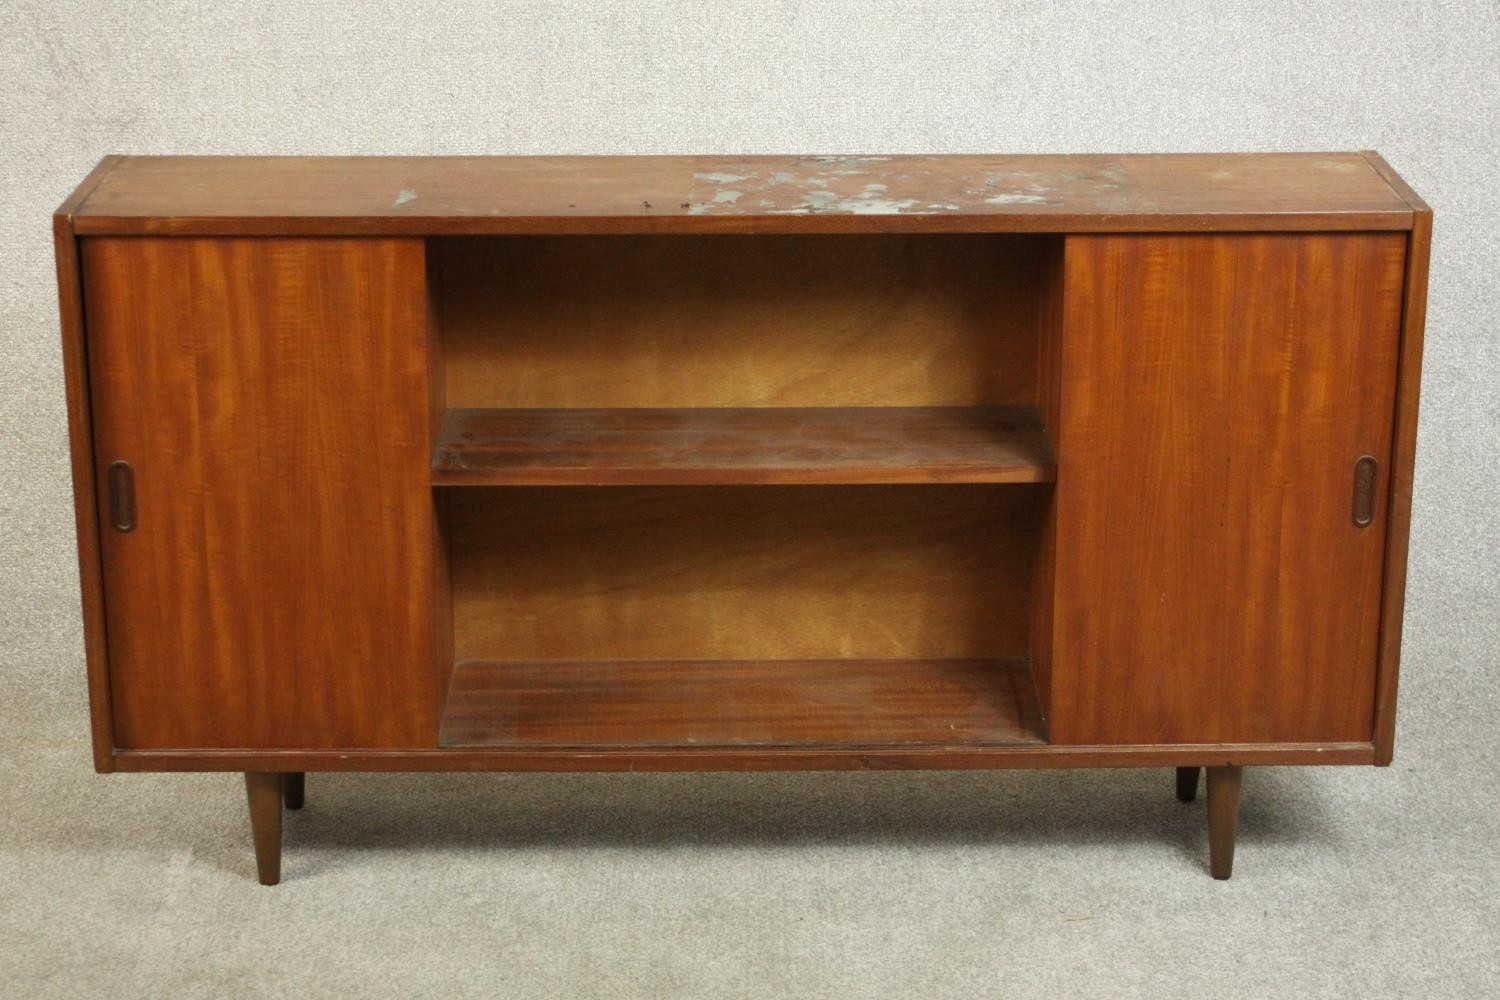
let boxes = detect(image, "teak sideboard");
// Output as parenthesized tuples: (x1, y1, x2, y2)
(53, 153, 1430, 884)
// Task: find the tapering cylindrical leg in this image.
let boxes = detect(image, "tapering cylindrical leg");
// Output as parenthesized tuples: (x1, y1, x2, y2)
(1206, 765, 1243, 880)
(1175, 766, 1200, 802)
(244, 772, 283, 885)
(283, 772, 305, 811)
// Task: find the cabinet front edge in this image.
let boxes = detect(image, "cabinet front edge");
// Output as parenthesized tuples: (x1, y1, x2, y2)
(111, 743, 1377, 772)
(67, 212, 1415, 238)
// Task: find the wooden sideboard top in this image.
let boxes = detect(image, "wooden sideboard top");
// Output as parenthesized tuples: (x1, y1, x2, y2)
(57, 152, 1422, 236)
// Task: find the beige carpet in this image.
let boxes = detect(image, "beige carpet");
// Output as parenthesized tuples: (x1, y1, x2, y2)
(2, 682, 1497, 998)
(4, 2, 1498, 996)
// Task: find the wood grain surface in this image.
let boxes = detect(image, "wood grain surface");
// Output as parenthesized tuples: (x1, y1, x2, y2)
(447, 485, 1043, 664)
(111, 742, 1378, 773)
(1028, 246, 1066, 720)
(440, 658, 1045, 748)
(1048, 233, 1406, 745)
(435, 234, 1050, 409)
(1361, 151, 1433, 765)
(52, 154, 1430, 781)
(83, 237, 441, 749)
(66, 153, 1413, 234)
(53, 159, 122, 770)
(431, 406, 1054, 485)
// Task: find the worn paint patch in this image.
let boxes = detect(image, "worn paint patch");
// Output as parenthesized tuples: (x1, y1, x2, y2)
(792, 155, 898, 179)
(776, 196, 923, 215)
(846, 197, 912, 215)
(801, 155, 892, 166)
(391, 189, 417, 208)
(838, 197, 919, 214)
(683, 156, 1081, 216)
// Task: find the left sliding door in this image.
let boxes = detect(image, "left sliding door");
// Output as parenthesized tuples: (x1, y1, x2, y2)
(83, 238, 440, 749)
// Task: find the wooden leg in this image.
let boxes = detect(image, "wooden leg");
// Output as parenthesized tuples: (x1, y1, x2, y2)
(283, 772, 305, 810)
(244, 772, 283, 885)
(1206, 765, 1243, 880)
(1175, 766, 1200, 802)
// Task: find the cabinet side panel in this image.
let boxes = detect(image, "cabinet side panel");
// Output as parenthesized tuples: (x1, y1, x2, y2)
(84, 237, 438, 749)
(54, 215, 115, 771)
(1050, 234, 1405, 745)
(1029, 241, 1064, 721)
(426, 243, 456, 727)
(1372, 215, 1430, 763)
(1361, 151, 1432, 764)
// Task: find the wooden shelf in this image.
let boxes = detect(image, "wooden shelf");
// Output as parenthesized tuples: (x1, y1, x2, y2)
(440, 658, 1046, 748)
(431, 407, 1054, 486)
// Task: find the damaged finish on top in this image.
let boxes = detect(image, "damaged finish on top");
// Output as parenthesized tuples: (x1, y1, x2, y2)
(61, 152, 1416, 235)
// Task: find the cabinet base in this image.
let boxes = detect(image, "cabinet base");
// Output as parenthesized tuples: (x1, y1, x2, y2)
(114, 742, 1374, 772)
(236, 766, 1248, 884)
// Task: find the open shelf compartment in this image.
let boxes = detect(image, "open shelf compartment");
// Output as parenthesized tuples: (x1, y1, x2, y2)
(436, 484, 1052, 751)
(431, 405, 1054, 486)
(440, 658, 1045, 748)
(426, 232, 1066, 752)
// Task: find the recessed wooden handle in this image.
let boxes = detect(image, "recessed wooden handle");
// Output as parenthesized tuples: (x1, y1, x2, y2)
(107, 460, 136, 532)
(1352, 455, 1377, 527)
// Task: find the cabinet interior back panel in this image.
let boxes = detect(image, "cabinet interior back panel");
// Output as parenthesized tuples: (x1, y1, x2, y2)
(433, 234, 1058, 408)
(447, 485, 1043, 663)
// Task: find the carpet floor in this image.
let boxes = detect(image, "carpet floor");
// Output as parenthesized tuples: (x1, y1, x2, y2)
(1, 669, 1496, 1000)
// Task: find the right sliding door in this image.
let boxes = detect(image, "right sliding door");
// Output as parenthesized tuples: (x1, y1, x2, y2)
(1048, 234, 1407, 745)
